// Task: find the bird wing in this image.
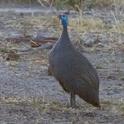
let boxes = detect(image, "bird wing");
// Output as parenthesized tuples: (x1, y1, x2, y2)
(71, 51, 99, 91)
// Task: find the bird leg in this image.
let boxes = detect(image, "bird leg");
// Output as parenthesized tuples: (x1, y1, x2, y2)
(70, 92, 76, 108)
(48, 65, 52, 76)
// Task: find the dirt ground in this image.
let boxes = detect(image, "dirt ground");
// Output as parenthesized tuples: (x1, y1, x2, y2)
(0, 8, 124, 124)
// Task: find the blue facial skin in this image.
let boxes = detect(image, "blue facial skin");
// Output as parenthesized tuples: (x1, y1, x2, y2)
(59, 15, 68, 28)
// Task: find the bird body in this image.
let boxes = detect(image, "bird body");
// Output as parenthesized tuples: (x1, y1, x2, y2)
(49, 14, 100, 107)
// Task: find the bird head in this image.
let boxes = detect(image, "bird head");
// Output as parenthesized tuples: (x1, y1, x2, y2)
(59, 14, 68, 28)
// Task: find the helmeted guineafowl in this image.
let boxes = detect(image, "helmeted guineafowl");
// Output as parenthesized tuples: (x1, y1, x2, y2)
(48, 13, 100, 108)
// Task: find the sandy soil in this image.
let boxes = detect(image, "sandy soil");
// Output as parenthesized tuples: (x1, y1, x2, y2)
(0, 8, 124, 124)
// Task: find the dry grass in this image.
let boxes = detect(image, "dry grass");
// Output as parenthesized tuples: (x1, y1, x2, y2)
(2, 0, 124, 10)
(93, 0, 113, 7)
(1, 96, 124, 115)
(10, 15, 124, 34)
(92, 0, 124, 7)
(0, 96, 71, 112)
(111, 22, 124, 33)
(70, 17, 105, 32)
(4, 12, 124, 51)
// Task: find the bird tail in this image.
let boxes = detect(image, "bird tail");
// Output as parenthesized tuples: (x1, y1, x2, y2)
(76, 84, 100, 107)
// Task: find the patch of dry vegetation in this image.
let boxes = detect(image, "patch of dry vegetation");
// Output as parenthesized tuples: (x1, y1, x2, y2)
(2, 0, 124, 10)
(92, 0, 124, 7)
(3, 11, 124, 52)
(0, 96, 124, 118)
(111, 22, 124, 34)
(70, 17, 105, 32)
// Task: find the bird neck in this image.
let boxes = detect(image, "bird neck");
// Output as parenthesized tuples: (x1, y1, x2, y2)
(63, 26, 68, 32)
(60, 26, 70, 42)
